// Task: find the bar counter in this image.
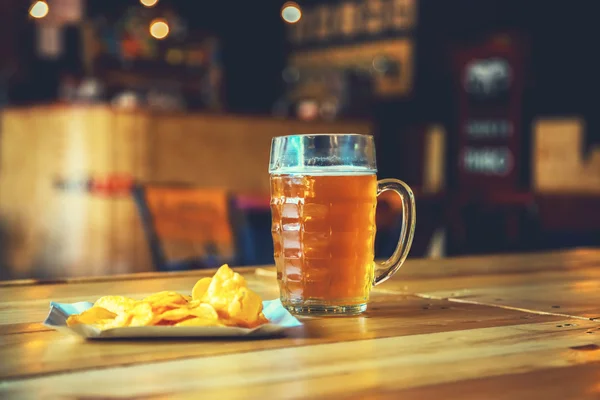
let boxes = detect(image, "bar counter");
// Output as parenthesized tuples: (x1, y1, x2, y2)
(1, 249, 599, 399)
(0, 105, 372, 279)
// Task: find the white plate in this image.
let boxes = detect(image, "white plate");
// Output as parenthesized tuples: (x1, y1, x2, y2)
(44, 299, 302, 339)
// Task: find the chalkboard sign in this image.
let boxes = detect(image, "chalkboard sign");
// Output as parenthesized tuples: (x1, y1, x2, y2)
(451, 33, 527, 191)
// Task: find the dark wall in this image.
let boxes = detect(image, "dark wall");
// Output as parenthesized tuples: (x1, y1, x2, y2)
(172, 1, 287, 113)
(376, 0, 600, 180)
(3, 0, 288, 109)
(3, 0, 599, 135)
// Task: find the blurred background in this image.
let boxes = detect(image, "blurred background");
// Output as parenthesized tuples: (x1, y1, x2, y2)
(0, 0, 598, 280)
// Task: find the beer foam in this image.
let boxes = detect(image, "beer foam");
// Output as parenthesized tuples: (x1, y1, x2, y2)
(272, 166, 376, 176)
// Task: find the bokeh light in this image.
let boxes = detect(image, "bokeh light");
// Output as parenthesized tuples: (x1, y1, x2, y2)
(29, 1, 49, 19)
(140, 0, 159, 7)
(149, 19, 169, 40)
(281, 2, 302, 24)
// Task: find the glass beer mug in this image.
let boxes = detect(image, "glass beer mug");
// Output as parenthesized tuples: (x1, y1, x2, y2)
(269, 134, 416, 315)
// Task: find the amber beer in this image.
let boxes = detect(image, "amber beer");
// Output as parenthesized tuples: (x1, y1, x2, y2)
(269, 134, 415, 316)
(271, 172, 377, 309)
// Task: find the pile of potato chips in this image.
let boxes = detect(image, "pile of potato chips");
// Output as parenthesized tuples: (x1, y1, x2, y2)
(67, 265, 269, 329)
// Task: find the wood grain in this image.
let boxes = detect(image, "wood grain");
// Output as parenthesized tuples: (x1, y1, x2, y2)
(1, 320, 597, 398)
(1, 250, 599, 399)
(0, 323, 51, 336)
(257, 249, 600, 319)
(392, 255, 600, 318)
(354, 362, 600, 400)
(413, 269, 600, 320)
(0, 106, 372, 279)
(0, 292, 561, 380)
(257, 248, 600, 280)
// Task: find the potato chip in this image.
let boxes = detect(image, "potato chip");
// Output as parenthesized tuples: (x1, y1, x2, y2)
(189, 303, 219, 320)
(192, 277, 212, 301)
(156, 319, 179, 326)
(94, 296, 138, 315)
(67, 264, 270, 330)
(187, 299, 202, 308)
(128, 302, 155, 327)
(143, 291, 188, 308)
(201, 265, 247, 311)
(152, 301, 219, 325)
(94, 312, 131, 330)
(154, 307, 193, 322)
(230, 287, 264, 327)
(200, 265, 265, 327)
(66, 306, 116, 327)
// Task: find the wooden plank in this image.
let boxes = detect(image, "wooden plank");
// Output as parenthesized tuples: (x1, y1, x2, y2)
(0, 109, 43, 279)
(1, 248, 596, 287)
(347, 362, 600, 400)
(0, 323, 51, 336)
(254, 250, 600, 319)
(376, 265, 600, 320)
(3, 250, 599, 326)
(148, 113, 371, 194)
(0, 105, 372, 279)
(0, 293, 563, 380)
(394, 267, 600, 294)
(0, 266, 265, 287)
(256, 248, 600, 281)
(191, 362, 600, 400)
(415, 272, 600, 320)
(0, 264, 569, 328)
(1, 253, 598, 398)
(111, 111, 152, 274)
(398, 248, 600, 278)
(1, 320, 597, 398)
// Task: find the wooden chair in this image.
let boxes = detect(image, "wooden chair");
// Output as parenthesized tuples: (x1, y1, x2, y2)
(132, 185, 253, 271)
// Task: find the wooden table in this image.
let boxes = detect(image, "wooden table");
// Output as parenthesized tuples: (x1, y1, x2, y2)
(0, 249, 599, 399)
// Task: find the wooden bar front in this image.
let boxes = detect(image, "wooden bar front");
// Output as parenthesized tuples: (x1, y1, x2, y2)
(0, 106, 372, 278)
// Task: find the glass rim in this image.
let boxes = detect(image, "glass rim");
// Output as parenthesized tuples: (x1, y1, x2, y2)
(269, 133, 377, 173)
(272, 133, 373, 139)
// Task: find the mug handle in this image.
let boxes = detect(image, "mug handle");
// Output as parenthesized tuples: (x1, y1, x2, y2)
(373, 179, 416, 286)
